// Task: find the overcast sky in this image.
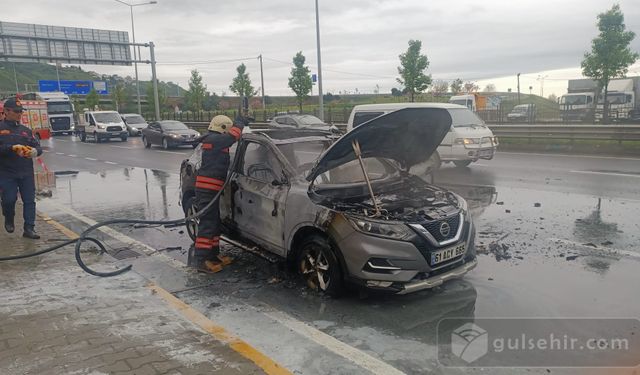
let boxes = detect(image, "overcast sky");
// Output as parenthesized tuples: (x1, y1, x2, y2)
(7, 0, 640, 97)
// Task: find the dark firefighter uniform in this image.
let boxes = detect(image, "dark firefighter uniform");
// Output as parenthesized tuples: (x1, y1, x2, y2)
(0, 97, 43, 239)
(191, 115, 244, 273)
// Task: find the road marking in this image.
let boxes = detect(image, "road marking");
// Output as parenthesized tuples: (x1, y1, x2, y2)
(569, 170, 640, 178)
(110, 145, 136, 149)
(548, 238, 640, 260)
(104, 161, 118, 165)
(55, 139, 68, 142)
(55, 152, 65, 155)
(84, 157, 97, 161)
(474, 163, 490, 167)
(42, 149, 50, 153)
(35, 211, 291, 375)
(150, 284, 292, 375)
(157, 150, 189, 155)
(499, 151, 640, 161)
(263, 309, 405, 375)
(68, 154, 77, 157)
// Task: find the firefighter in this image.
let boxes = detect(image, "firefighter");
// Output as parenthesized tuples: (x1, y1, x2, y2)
(0, 97, 43, 239)
(189, 115, 245, 273)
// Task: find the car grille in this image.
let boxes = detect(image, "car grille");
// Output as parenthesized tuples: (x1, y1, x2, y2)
(481, 136, 494, 146)
(107, 126, 122, 132)
(421, 215, 461, 242)
(49, 117, 70, 131)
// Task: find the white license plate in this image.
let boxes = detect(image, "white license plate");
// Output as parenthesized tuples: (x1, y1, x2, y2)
(431, 243, 466, 265)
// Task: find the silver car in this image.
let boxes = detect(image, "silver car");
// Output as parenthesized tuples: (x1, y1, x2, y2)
(180, 108, 477, 295)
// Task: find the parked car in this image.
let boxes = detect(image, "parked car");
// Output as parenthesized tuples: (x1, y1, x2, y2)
(347, 103, 498, 168)
(121, 113, 148, 136)
(180, 108, 477, 295)
(77, 110, 128, 143)
(507, 104, 536, 123)
(141, 120, 200, 149)
(269, 114, 339, 132)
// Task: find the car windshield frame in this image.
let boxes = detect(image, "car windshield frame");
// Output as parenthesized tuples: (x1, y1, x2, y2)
(93, 112, 122, 123)
(124, 115, 147, 124)
(449, 108, 485, 127)
(46, 102, 73, 114)
(160, 121, 189, 131)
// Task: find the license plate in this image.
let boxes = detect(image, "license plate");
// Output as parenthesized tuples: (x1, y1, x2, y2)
(431, 243, 466, 265)
(479, 149, 493, 157)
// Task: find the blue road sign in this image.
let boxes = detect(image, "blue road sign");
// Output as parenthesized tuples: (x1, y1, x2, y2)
(312, 74, 317, 83)
(38, 80, 109, 95)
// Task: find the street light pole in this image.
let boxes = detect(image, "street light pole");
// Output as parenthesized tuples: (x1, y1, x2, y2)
(315, 0, 324, 121)
(115, 0, 157, 115)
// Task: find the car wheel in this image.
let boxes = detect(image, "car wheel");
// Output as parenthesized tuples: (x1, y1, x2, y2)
(94, 132, 101, 143)
(142, 135, 151, 149)
(162, 138, 170, 150)
(454, 160, 473, 168)
(121, 135, 128, 142)
(297, 235, 343, 296)
(183, 195, 199, 241)
(80, 132, 87, 142)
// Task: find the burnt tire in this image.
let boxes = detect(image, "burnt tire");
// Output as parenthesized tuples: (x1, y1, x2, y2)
(454, 160, 473, 168)
(183, 195, 198, 241)
(297, 235, 343, 297)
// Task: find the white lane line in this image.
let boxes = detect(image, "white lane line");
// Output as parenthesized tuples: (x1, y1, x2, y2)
(569, 170, 640, 178)
(55, 152, 65, 155)
(549, 238, 640, 260)
(104, 161, 118, 165)
(157, 150, 189, 155)
(85, 157, 98, 161)
(55, 139, 68, 142)
(42, 149, 50, 153)
(68, 154, 77, 157)
(263, 309, 405, 375)
(499, 151, 640, 161)
(39, 200, 185, 269)
(110, 145, 136, 149)
(473, 163, 490, 167)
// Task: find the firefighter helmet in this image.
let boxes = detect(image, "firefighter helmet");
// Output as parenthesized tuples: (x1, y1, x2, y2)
(208, 115, 233, 133)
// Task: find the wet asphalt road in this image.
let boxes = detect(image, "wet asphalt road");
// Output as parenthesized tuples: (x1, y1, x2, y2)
(35, 134, 640, 374)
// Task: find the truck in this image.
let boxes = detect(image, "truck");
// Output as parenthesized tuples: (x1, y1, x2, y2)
(449, 93, 502, 122)
(560, 77, 640, 123)
(76, 110, 128, 143)
(0, 98, 51, 141)
(21, 92, 75, 135)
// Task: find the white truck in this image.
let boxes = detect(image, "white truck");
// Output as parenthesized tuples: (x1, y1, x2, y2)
(595, 77, 640, 122)
(560, 77, 640, 123)
(347, 103, 498, 169)
(21, 92, 75, 135)
(76, 111, 128, 143)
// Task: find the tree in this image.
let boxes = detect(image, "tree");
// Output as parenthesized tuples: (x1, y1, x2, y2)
(146, 80, 167, 118)
(186, 69, 207, 112)
(450, 78, 463, 94)
(463, 81, 480, 93)
(430, 80, 449, 96)
(391, 88, 403, 97)
(202, 92, 219, 111)
(229, 63, 257, 99)
(110, 83, 127, 111)
(548, 93, 558, 102)
(397, 39, 432, 102)
(85, 88, 99, 110)
(483, 83, 497, 93)
(288, 51, 313, 112)
(581, 4, 638, 123)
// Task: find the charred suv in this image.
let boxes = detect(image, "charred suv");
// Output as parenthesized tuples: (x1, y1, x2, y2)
(180, 108, 477, 295)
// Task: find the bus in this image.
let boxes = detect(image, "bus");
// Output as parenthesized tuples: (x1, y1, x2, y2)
(21, 92, 75, 135)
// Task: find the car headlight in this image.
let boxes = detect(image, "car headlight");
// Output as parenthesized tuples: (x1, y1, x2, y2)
(97, 125, 105, 129)
(454, 138, 479, 146)
(171, 133, 181, 138)
(131, 127, 137, 131)
(346, 216, 414, 240)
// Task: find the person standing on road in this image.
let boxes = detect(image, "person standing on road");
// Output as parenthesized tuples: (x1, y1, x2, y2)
(0, 97, 42, 239)
(189, 115, 245, 273)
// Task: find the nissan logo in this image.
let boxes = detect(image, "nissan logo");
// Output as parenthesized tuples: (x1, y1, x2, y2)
(439, 222, 451, 237)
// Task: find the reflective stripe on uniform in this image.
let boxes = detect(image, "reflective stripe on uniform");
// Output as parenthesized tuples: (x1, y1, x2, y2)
(228, 127, 242, 140)
(195, 176, 224, 191)
(202, 143, 213, 150)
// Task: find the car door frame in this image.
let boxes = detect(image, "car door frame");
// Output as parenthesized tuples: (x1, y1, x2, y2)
(229, 139, 293, 256)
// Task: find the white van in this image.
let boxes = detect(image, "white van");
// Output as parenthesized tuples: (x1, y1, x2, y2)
(347, 103, 498, 168)
(77, 111, 128, 143)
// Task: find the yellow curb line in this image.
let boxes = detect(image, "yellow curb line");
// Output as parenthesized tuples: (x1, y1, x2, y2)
(37, 212, 292, 375)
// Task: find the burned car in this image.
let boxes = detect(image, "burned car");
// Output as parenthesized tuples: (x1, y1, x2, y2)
(180, 108, 477, 295)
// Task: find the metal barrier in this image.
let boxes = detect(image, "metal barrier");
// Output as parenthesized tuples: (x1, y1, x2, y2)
(183, 122, 640, 143)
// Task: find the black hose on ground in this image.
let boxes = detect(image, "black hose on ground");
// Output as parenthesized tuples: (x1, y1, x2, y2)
(0, 148, 240, 277)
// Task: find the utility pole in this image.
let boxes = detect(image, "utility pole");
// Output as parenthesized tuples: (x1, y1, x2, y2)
(149, 42, 160, 121)
(537, 75, 548, 98)
(517, 73, 521, 104)
(259, 54, 265, 109)
(12, 63, 19, 94)
(55, 62, 62, 91)
(315, 0, 324, 121)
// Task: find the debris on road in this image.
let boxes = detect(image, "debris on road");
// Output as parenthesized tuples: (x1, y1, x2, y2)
(534, 202, 542, 207)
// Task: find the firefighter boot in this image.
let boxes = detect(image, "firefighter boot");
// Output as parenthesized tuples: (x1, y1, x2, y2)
(188, 245, 223, 274)
(4, 217, 14, 234)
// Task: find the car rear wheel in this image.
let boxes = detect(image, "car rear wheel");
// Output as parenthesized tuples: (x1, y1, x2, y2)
(297, 235, 343, 296)
(142, 135, 151, 149)
(454, 160, 473, 168)
(183, 195, 198, 241)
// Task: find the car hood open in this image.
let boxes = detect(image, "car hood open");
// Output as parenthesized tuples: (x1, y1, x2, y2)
(306, 107, 452, 181)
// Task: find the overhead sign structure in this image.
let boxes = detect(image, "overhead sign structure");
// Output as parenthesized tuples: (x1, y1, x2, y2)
(0, 21, 131, 66)
(38, 80, 109, 95)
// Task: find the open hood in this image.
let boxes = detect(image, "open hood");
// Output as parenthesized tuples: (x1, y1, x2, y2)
(307, 107, 452, 181)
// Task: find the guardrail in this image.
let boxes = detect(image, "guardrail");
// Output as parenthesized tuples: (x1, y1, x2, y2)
(184, 122, 640, 143)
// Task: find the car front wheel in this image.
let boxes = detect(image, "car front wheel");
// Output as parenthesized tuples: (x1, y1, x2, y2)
(162, 138, 170, 150)
(142, 135, 151, 149)
(183, 195, 199, 241)
(297, 235, 343, 296)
